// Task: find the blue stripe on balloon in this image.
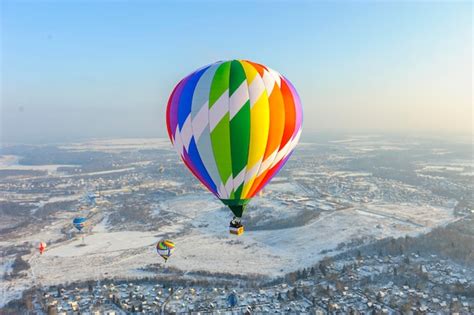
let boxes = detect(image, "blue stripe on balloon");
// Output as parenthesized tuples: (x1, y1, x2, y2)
(177, 66, 210, 128)
(174, 65, 218, 195)
(169, 77, 190, 139)
(186, 137, 217, 194)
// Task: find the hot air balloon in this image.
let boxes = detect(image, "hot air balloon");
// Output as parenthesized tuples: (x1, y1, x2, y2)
(227, 291, 238, 307)
(156, 240, 175, 262)
(166, 60, 302, 235)
(38, 242, 46, 255)
(73, 217, 88, 245)
(73, 217, 87, 231)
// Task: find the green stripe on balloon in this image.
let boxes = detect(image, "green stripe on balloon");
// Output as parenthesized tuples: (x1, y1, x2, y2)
(229, 61, 250, 200)
(210, 114, 232, 188)
(209, 62, 232, 195)
(209, 62, 230, 107)
(229, 101, 250, 168)
(229, 60, 246, 95)
(233, 184, 244, 202)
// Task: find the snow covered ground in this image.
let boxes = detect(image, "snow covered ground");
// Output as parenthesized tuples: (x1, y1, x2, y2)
(0, 155, 77, 174)
(23, 195, 456, 290)
(0, 258, 18, 308)
(58, 138, 172, 152)
(415, 161, 474, 177)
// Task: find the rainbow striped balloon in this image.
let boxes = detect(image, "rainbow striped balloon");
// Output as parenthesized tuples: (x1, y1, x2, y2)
(156, 240, 175, 262)
(166, 60, 302, 218)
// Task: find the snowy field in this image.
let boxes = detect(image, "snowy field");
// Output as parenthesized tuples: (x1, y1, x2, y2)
(23, 195, 456, 291)
(58, 138, 172, 152)
(0, 155, 77, 174)
(328, 135, 411, 153)
(415, 161, 474, 177)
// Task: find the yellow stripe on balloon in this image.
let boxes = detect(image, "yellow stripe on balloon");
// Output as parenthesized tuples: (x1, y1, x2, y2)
(240, 60, 258, 82)
(247, 71, 286, 197)
(240, 61, 270, 198)
(164, 240, 174, 247)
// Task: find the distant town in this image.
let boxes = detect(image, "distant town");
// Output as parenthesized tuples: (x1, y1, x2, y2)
(20, 248, 472, 314)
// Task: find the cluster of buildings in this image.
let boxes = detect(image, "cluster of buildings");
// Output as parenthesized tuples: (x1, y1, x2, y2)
(37, 251, 472, 314)
(300, 252, 473, 314)
(295, 170, 457, 211)
(41, 282, 169, 314)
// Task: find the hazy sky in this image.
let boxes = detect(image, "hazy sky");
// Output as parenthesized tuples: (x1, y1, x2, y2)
(1, 1, 472, 143)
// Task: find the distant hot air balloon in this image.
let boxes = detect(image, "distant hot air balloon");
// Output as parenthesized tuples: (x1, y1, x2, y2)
(38, 242, 46, 255)
(73, 217, 88, 245)
(156, 240, 175, 262)
(227, 291, 238, 307)
(166, 60, 302, 235)
(72, 217, 87, 232)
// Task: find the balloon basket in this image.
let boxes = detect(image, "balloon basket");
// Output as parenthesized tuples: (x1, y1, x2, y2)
(229, 226, 244, 236)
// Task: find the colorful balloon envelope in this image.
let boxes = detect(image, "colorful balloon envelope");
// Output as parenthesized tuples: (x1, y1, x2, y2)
(227, 292, 238, 307)
(39, 242, 46, 255)
(156, 240, 175, 262)
(72, 217, 87, 231)
(166, 60, 302, 220)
